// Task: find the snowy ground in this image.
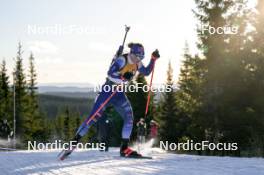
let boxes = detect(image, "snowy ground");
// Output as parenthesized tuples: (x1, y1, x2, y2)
(1, 147, 264, 175)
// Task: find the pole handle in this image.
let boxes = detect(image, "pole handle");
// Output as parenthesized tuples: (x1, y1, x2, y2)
(122, 25, 130, 47)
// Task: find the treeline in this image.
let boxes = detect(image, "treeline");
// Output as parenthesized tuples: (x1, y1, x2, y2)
(38, 94, 93, 119)
(0, 43, 46, 145)
(39, 95, 96, 143)
(157, 0, 264, 157)
(0, 43, 95, 147)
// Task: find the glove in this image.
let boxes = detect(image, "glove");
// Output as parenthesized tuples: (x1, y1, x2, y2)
(152, 49, 160, 59)
(123, 72, 134, 81)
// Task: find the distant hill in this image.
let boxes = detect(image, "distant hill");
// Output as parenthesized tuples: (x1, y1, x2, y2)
(38, 85, 96, 93)
(41, 91, 97, 99)
(38, 82, 94, 88)
(38, 83, 98, 99)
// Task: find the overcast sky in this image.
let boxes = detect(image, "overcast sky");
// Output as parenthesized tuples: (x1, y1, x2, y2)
(0, 0, 256, 86)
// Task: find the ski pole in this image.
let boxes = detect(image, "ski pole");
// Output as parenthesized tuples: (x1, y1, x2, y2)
(85, 89, 118, 125)
(144, 59, 157, 117)
(76, 87, 119, 136)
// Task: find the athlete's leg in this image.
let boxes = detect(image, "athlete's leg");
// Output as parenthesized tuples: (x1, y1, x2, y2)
(111, 92, 134, 139)
(111, 92, 138, 156)
(111, 92, 142, 157)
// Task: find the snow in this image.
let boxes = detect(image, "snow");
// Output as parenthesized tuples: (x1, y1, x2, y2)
(1, 147, 264, 175)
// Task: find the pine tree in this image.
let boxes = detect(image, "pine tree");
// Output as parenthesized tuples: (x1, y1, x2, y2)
(55, 111, 65, 140)
(0, 60, 11, 123)
(177, 43, 203, 115)
(23, 53, 45, 142)
(246, 0, 264, 156)
(69, 110, 80, 139)
(42, 117, 54, 142)
(193, 0, 254, 155)
(193, 0, 235, 141)
(255, 0, 264, 157)
(28, 53, 38, 100)
(75, 115, 81, 133)
(157, 62, 178, 143)
(63, 107, 70, 141)
(13, 42, 27, 139)
(177, 43, 204, 143)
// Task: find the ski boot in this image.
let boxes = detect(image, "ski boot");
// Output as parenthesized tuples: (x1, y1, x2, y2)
(120, 139, 142, 158)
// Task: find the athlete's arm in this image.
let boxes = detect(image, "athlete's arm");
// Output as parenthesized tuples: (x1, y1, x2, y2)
(138, 49, 160, 76)
(138, 58, 156, 76)
(107, 57, 126, 83)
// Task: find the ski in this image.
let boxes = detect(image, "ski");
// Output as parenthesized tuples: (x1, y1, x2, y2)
(128, 155, 152, 159)
(121, 155, 153, 159)
(0, 147, 17, 151)
(57, 147, 76, 161)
